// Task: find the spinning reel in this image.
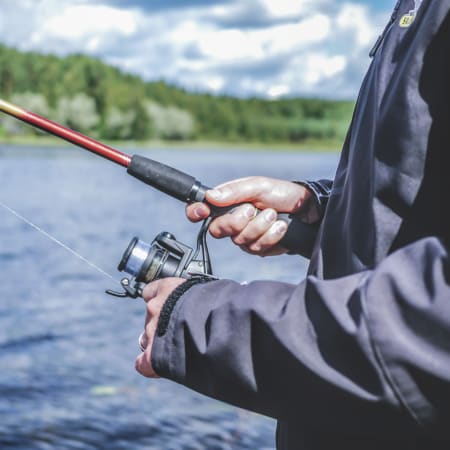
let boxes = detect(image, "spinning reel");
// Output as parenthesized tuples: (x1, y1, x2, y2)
(106, 220, 215, 299)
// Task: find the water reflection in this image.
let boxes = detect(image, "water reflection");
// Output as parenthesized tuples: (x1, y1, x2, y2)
(0, 145, 338, 449)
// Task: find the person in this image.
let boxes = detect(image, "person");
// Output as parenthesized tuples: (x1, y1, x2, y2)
(135, 1, 450, 448)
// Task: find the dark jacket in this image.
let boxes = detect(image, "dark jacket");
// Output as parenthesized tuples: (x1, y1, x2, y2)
(151, 1, 450, 448)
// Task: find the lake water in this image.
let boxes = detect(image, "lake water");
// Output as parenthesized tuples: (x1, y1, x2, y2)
(0, 145, 339, 450)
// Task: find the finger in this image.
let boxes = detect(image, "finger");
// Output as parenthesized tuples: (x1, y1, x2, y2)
(240, 243, 287, 257)
(243, 220, 288, 254)
(142, 303, 154, 332)
(135, 349, 158, 378)
(142, 280, 161, 303)
(208, 204, 256, 239)
(136, 319, 160, 378)
(186, 202, 210, 222)
(206, 177, 265, 207)
(144, 301, 158, 327)
(232, 208, 278, 246)
(145, 320, 157, 339)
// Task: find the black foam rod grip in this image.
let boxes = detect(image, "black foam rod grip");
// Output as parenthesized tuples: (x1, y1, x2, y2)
(128, 155, 312, 254)
(128, 155, 204, 203)
(127, 155, 238, 216)
(127, 154, 286, 219)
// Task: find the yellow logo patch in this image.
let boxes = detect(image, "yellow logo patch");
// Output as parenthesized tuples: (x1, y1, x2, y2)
(399, 14, 415, 28)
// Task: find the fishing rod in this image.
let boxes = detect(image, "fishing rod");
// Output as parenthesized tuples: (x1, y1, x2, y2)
(0, 98, 230, 297)
(0, 98, 292, 298)
(0, 99, 212, 206)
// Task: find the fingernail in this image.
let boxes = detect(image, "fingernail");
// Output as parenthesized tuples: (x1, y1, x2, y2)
(245, 205, 256, 218)
(194, 207, 206, 219)
(272, 221, 287, 234)
(263, 209, 277, 222)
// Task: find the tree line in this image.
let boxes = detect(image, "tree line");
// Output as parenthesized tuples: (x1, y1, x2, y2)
(0, 44, 354, 145)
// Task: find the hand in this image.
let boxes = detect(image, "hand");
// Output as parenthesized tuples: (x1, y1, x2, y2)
(186, 177, 318, 256)
(135, 277, 186, 378)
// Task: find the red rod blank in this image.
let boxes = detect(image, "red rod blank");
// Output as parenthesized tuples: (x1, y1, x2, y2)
(23, 111, 132, 168)
(0, 99, 131, 168)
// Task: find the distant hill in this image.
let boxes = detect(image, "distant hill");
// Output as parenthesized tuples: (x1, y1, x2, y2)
(0, 44, 354, 145)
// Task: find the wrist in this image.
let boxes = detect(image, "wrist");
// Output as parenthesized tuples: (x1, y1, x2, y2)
(290, 180, 332, 223)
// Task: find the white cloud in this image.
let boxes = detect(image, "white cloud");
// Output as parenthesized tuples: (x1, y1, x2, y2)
(336, 3, 379, 47)
(259, 0, 316, 19)
(302, 54, 347, 86)
(176, 13, 331, 66)
(205, 76, 225, 93)
(266, 14, 331, 54)
(29, 4, 139, 51)
(197, 29, 264, 61)
(42, 5, 137, 39)
(0, 0, 392, 99)
(268, 85, 289, 98)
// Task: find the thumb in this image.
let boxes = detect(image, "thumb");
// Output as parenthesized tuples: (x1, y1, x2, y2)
(205, 178, 261, 207)
(205, 188, 235, 206)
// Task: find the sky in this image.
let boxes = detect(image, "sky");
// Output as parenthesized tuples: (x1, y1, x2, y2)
(0, 0, 397, 100)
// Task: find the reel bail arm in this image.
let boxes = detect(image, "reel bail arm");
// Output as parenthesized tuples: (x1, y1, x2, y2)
(106, 220, 216, 299)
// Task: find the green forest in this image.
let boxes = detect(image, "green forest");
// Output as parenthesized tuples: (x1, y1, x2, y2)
(0, 44, 354, 147)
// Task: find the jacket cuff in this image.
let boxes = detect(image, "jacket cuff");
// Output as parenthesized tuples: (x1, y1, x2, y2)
(279, 217, 319, 258)
(293, 179, 333, 219)
(157, 276, 215, 337)
(278, 179, 332, 257)
(151, 277, 216, 379)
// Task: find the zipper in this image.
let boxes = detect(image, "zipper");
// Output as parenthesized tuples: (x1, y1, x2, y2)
(369, 0, 403, 57)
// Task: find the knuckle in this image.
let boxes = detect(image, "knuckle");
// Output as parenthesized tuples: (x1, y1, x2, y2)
(211, 219, 240, 238)
(142, 280, 161, 300)
(146, 301, 158, 317)
(142, 287, 154, 301)
(209, 223, 226, 238)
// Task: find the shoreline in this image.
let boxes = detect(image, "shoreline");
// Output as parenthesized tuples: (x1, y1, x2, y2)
(0, 135, 341, 153)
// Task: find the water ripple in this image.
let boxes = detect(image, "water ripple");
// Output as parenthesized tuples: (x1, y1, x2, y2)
(0, 332, 61, 351)
(0, 148, 338, 449)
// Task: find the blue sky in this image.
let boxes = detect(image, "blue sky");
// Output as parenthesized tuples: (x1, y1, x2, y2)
(0, 0, 397, 99)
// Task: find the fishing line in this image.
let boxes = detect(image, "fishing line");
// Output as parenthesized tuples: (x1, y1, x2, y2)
(0, 200, 119, 284)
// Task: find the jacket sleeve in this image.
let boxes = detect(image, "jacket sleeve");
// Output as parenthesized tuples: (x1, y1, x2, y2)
(279, 179, 333, 258)
(151, 237, 450, 436)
